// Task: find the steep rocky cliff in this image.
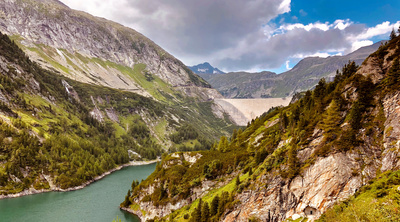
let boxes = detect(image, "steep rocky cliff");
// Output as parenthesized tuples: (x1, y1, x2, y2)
(0, 0, 218, 101)
(122, 37, 400, 221)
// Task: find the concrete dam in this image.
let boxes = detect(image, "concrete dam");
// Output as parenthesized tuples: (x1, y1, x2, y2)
(215, 98, 291, 126)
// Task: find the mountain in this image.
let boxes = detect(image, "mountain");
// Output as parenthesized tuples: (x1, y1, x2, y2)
(0, 1, 238, 196)
(121, 37, 400, 221)
(0, 32, 237, 197)
(189, 62, 225, 74)
(0, 0, 219, 102)
(203, 42, 384, 98)
(201, 71, 278, 98)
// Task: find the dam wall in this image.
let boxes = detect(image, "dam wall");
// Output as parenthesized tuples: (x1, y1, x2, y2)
(215, 98, 291, 126)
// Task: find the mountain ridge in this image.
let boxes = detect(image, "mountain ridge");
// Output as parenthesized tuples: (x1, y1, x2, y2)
(201, 41, 384, 98)
(0, 0, 217, 102)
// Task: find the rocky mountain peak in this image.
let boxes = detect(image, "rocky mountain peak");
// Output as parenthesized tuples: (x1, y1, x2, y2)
(189, 62, 225, 74)
(0, 0, 214, 100)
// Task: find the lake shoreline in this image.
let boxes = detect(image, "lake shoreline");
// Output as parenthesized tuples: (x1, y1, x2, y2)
(0, 159, 159, 200)
(120, 206, 142, 222)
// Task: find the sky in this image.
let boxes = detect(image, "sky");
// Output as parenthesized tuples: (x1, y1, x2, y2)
(59, 0, 400, 73)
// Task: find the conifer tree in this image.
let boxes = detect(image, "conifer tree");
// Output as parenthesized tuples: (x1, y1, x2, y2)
(314, 78, 327, 99)
(218, 192, 229, 216)
(201, 202, 210, 222)
(286, 144, 299, 178)
(231, 129, 237, 142)
(131, 179, 139, 191)
(121, 189, 131, 207)
(390, 28, 397, 40)
(193, 198, 203, 222)
(280, 111, 288, 131)
(236, 128, 243, 142)
(211, 141, 218, 151)
(235, 175, 240, 187)
(387, 58, 400, 88)
(321, 100, 341, 141)
(349, 101, 363, 131)
(217, 136, 228, 152)
(342, 61, 358, 78)
(210, 195, 219, 216)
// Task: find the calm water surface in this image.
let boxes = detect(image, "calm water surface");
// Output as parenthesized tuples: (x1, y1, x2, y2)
(0, 163, 156, 222)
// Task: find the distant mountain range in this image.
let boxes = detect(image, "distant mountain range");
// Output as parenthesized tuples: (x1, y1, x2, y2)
(199, 41, 385, 98)
(189, 62, 225, 74)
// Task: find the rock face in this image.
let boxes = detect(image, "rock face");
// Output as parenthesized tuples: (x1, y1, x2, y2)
(223, 144, 367, 222)
(381, 91, 400, 172)
(0, 0, 212, 100)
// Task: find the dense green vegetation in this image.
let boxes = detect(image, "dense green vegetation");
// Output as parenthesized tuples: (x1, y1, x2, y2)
(0, 32, 235, 194)
(124, 34, 400, 221)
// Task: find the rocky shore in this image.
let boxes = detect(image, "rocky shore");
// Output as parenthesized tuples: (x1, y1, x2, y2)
(0, 159, 159, 200)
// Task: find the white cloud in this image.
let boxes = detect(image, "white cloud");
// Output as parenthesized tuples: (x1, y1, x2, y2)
(278, 0, 291, 14)
(59, 0, 400, 72)
(351, 40, 373, 52)
(285, 60, 291, 70)
(277, 19, 353, 33)
(334, 19, 352, 30)
(333, 52, 343, 56)
(293, 52, 332, 59)
(282, 22, 330, 32)
(352, 21, 400, 40)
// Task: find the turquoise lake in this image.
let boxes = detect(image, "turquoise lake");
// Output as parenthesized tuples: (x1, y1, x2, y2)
(0, 163, 156, 222)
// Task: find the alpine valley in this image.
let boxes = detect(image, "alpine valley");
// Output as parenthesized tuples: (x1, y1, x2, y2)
(0, 0, 236, 197)
(1, 0, 400, 222)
